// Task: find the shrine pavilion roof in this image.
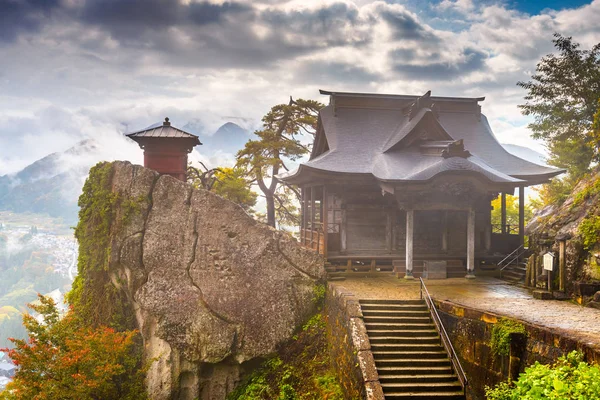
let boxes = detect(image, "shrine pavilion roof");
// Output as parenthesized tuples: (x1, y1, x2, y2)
(126, 118, 201, 145)
(278, 90, 564, 187)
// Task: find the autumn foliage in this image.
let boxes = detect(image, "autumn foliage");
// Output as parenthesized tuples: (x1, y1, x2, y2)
(0, 295, 146, 400)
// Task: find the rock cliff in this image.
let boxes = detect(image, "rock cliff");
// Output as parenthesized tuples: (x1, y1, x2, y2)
(76, 161, 325, 399)
(527, 170, 600, 296)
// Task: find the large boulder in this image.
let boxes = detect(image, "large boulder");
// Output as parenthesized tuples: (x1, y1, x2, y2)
(99, 161, 324, 399)
(527, 170, 600, 293)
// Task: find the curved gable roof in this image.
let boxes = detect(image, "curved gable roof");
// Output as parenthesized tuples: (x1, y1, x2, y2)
(278, 91, 564, 186)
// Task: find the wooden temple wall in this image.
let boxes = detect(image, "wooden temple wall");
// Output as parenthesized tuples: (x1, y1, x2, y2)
(299, 185, 496, 259)
(317, 187, 491, 257)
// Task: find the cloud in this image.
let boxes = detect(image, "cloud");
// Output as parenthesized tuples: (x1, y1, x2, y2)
(0, 0, 599, 176)
(377, 4, 437, 41)
(0, 0, 61, 42)
(295, 60, 380, 84)
(390, 46, 488, 80)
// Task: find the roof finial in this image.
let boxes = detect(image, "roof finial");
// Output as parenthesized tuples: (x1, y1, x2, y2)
(163, 117, 171, 126)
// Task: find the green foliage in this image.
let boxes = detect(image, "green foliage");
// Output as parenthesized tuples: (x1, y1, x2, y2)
(212, 168, 258, 212)
(66, 162, 137, 330)
(485, 351, 600, 400)
(491, 195, 533, 232)
(490, 318, 527, 357)
(312, 284, 326, 307)
(0, 295, 147, 400)
(518, 34, 600, 179)
(228, 311, 343, 400)
(572, 175, 600, 208)
(578, 215, 600, 250)
(236, 98, 323, 227)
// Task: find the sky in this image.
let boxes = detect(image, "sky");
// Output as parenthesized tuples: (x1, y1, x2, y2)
(0, 0, 599, 175)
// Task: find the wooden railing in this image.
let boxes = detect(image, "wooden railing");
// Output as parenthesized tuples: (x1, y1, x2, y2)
(420, 278, 467, 394)
(300, 222, 325, 255)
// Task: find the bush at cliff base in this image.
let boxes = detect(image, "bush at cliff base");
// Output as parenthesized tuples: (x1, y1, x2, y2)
(485, 351, 600, 400)
(0, 295, 147, 400)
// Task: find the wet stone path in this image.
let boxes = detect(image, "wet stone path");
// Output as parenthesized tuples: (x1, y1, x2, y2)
(332, 275, 600, 349)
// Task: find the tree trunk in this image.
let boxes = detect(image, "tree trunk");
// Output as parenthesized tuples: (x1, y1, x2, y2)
(266, 194, 276, 227)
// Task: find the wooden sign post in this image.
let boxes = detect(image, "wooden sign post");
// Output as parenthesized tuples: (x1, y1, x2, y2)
(543, 253, 555, 292)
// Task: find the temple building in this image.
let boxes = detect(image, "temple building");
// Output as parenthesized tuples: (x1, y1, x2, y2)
(277, 90, 563, 278)
(127, 117, 201, 182)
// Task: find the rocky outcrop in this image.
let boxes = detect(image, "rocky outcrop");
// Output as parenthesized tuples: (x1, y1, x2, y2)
(527, 170, 600, 295)
(97, 161, 324, 399)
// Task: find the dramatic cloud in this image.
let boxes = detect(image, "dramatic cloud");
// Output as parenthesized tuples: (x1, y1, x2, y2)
(391, 46, 488, 80)
(0, 0, 61, 42)
(0, 0, 599, 175)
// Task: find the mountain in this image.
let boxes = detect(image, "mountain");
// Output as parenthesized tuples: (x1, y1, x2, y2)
(502, 144, 548, 166)
(0, 122, 250, 224)
(0, 140, 102, 224)
(183, 121, 249, 155)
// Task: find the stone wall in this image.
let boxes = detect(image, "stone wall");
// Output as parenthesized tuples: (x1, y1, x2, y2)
(324, 284, 383, 400)
(436, 300, 600, 400)
(84, 161, 326, 400)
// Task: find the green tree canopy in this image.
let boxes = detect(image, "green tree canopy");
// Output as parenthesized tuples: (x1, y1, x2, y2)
(237, 97, 324, 228)
(491, 194, 533, 233)
(188, 164, 258, 213)
(518, 33, 600, 177)
(212, 167, 257, 212)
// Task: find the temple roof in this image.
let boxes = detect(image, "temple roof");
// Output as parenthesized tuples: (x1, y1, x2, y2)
(278, 90, 564, 187)
(126, 118, 202, 145)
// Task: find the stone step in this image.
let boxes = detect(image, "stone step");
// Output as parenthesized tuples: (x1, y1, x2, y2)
(363, 316, 432, 323)
(372, 350, 448, 360)
(375, 358, 452, 368)
(366, 329, 439, 337)
(361, 303, 429, 312)
(379, 374, 458, 384)
(359, 299, 424, 305)
(365, 322, 435, 330)
(362, 309, 431, 317)
(371, 343, 444, 352)
(377, 366, 454, 375)
(369, 335, 441, 344)
(383, 390, 465, 400)
(381, 381, 463, 393)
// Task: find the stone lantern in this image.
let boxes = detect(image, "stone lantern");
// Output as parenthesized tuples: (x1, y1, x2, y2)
(126, 117, 201, 182)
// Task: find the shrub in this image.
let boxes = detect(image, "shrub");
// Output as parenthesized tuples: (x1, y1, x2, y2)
(485, 351, 600, 400)
(0, 295, 147, 400)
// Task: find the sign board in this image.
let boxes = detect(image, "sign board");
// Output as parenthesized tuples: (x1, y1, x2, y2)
(543, 252, 555, 271)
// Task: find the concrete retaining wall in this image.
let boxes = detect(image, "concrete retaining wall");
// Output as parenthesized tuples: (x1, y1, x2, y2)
(324, 284, 383, 400)
(436, 300, 600, 400)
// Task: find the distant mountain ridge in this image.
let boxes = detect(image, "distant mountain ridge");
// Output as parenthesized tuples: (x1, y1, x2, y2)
(183, 121, 249, 155)
(0, 122, 249, 223)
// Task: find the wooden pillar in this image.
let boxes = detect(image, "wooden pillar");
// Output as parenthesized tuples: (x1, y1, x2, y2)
(322, 186, 328, 258)
(310, 186, 316, 251)
(519, 186, 525, 247)
(466, 208, 476, 278)
(501, 193, 507, 234)
(301, 187, 307, 245)
(441, 211, 448, 252)
(386, 208, 393, 253)
(340, 206, 347, 254)
(559, 240, 566, 292)
(405, 209, 414, 280)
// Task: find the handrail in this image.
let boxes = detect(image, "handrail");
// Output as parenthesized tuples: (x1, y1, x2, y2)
(419, 278, 467, 393)
(497, 244, 523, 268)
(497, 245, 529, 272)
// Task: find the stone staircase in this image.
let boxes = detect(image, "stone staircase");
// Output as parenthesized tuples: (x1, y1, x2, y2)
(500, 262, 527, 282)
(360, 299, 466, 400)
